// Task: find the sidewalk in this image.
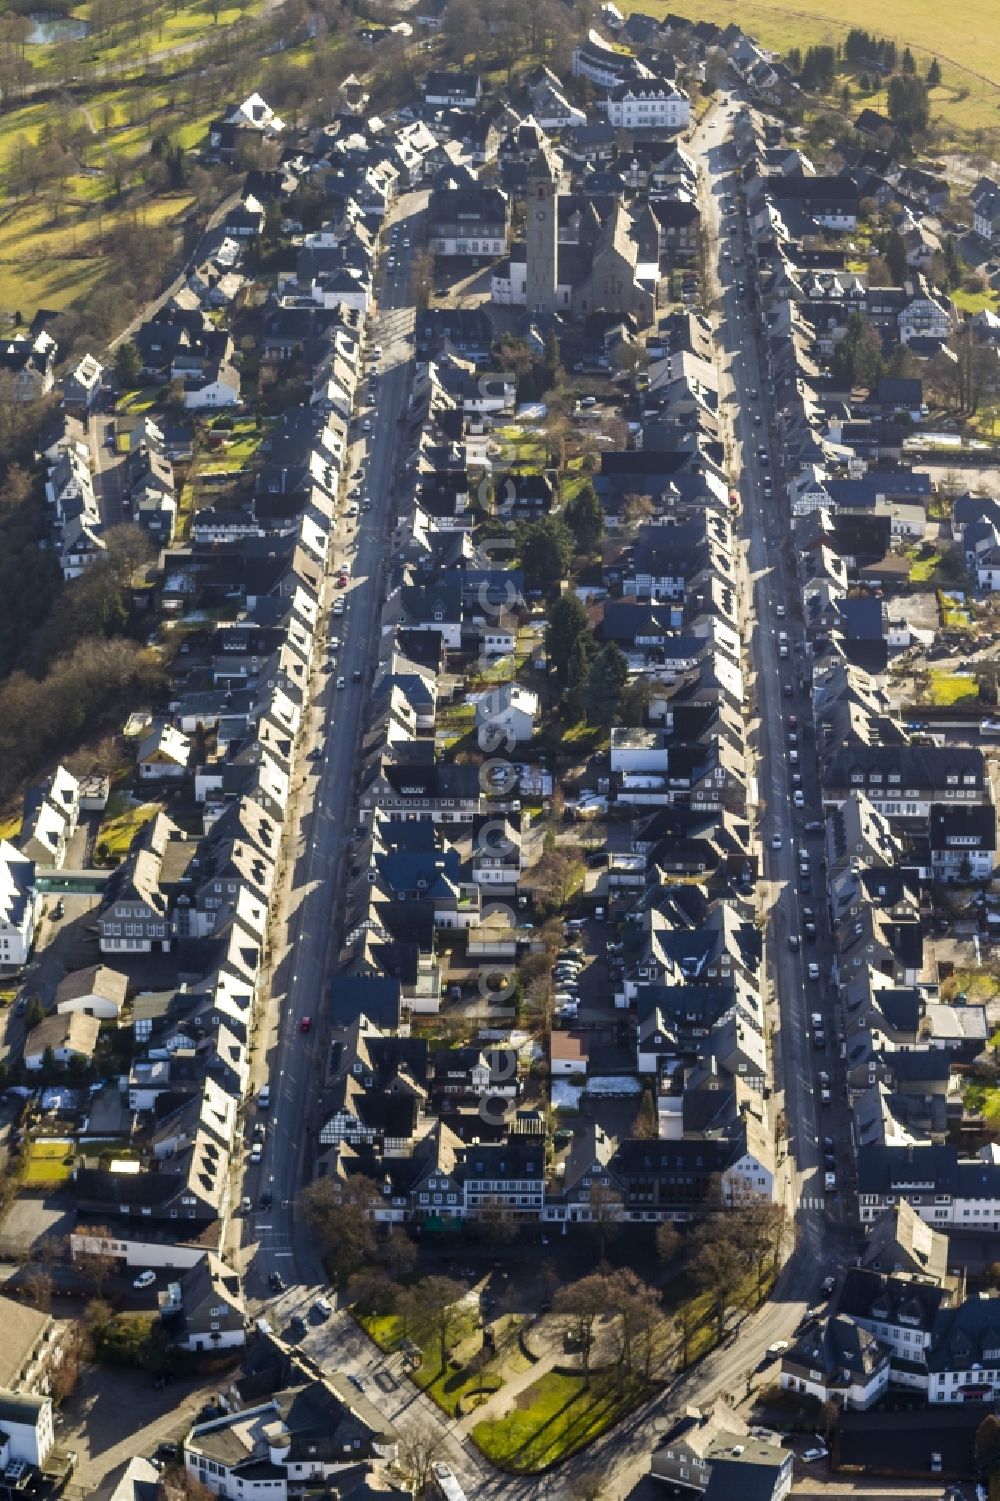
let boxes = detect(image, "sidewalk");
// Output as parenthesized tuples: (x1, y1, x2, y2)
(455, 1348, 558, 1435)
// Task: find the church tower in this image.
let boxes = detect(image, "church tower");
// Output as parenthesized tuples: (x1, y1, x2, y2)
(525, 147, 560, 316)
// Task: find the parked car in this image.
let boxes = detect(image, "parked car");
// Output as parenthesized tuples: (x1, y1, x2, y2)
(134, 1270, 156, 1290)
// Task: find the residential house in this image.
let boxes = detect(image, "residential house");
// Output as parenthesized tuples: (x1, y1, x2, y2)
(62, 353, 103, 415)
(55, 965, 128, 1021)
(24, 1011, 100, 1071)
(0, 841, 37, 967)
(422, 71, 482, 109)
(606, 81, 690, 130)
(183, 1370, 397, 1498)
(929, 803, 997, 882)
(474, 684, 537, 748)
(780, 1315, 890, 1409)
(427, 184, 509, 258)
(138, 724, 192, 781)
(158, 1252, 246, 1352)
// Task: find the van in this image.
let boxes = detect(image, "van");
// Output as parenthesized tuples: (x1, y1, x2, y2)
(810, 1013, 823, 1029)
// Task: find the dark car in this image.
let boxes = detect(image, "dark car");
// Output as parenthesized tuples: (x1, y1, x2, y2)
(352, 669, 362, 682)
(261, 1189, 273, 1209)
(268, 1271, 285, 1292)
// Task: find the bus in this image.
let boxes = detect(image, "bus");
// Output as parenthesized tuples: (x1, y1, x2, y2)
(431, 1462, 468, 1501)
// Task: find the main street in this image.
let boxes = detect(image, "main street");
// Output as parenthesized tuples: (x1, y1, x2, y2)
(231, 191, 428, 1298)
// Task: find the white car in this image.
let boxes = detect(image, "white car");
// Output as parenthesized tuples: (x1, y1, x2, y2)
(793, 790, 805, 807)
(134, 1269, 156, 1290)
(824, 1172, 837, 1191)
(771, 835, 782, 849)
(766, 1339, 789, 1358)
(250, 1144, 262, 1164)
(808, 963, 820, 980)
(802, 1446, 828, 1462)
(337, 676, 346, 690)
(313, 1296, 333, 1318)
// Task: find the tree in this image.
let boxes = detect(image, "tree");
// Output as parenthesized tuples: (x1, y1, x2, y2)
(563, 481, 604, 554)
(884, 226, 908, 286)
(520, 515, 574, 589)
(673, 1300, 699, 1369)
(21, 1263, 53, 1312)
(76, 1224, 119, 1295)
(586, 643, 629, 727)
(409, 247, 436, 311)
(564, 634, 590, 722)
(544, 592, 589, 683)
(731, 1196, 787, 1304)
(632, 1089, 657, 1139)
(901, 45, 916, 74)
(618, 676, 652, 728)
(976, 1412, 1000, 1475)
(655, 1221, 681, 1268)
(542, 328, 563, 391)
(299, 1176, 376, 1288)
(691, 1220, 744, 1340)
(529, 848, 585, 917)
(927, 57, 942, 87)
(113, 339, 142, 389)
(610, 1268, 661, 1379)
(394, 1421, 446, 1494)
(378, 1225, 417, 1282)
(887, 74, 929, 133)
(587, 1179, 623, 1259)
(411, 1274, 467, 1372)
(553, 1274, 607, 1387)
(621, 493, 654, 530)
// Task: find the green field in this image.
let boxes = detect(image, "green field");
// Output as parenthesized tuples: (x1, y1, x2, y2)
(633, 0, 1000, 136)
(96, 793, 163, 861)
(472, 1368, 648, 1472)
(23, 1139, 75, 1185)
(926, 668, 978, 705)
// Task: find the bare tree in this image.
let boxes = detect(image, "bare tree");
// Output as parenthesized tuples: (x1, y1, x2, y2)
(553, 1274, 607, 1388)
(655, 1221, 681, 1268)
(394, 1420, 446, 1494)
(587, 1179, 623, 1259)
(411, 1275, 467, 1373)
(75, 1224, 119, 1295)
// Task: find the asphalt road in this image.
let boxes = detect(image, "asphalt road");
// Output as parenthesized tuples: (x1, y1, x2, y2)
(237, 191, 428, 1301)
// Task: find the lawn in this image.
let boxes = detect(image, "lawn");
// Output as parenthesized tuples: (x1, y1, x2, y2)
(964, 1079, 1000, 1120)
(952, 286, 1000, 315)
(926, 668, 977, 705)
(22, 1139, 75, 1186)
(939, 591, 972, 629)
(472, 1368, 649, 1471)
(358, 1307, 530, 1419)
(911, 547, 959, 585)
(946, 968, 1000, 1002)
(96, 793, 163, 862)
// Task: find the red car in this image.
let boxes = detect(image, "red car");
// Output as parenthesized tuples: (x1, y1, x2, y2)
(300, 1016, 312, 1033)
(337, 573, 348, 587)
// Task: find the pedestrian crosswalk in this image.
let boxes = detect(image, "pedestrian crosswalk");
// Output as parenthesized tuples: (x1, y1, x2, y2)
(798, 1195, 826, 1211)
